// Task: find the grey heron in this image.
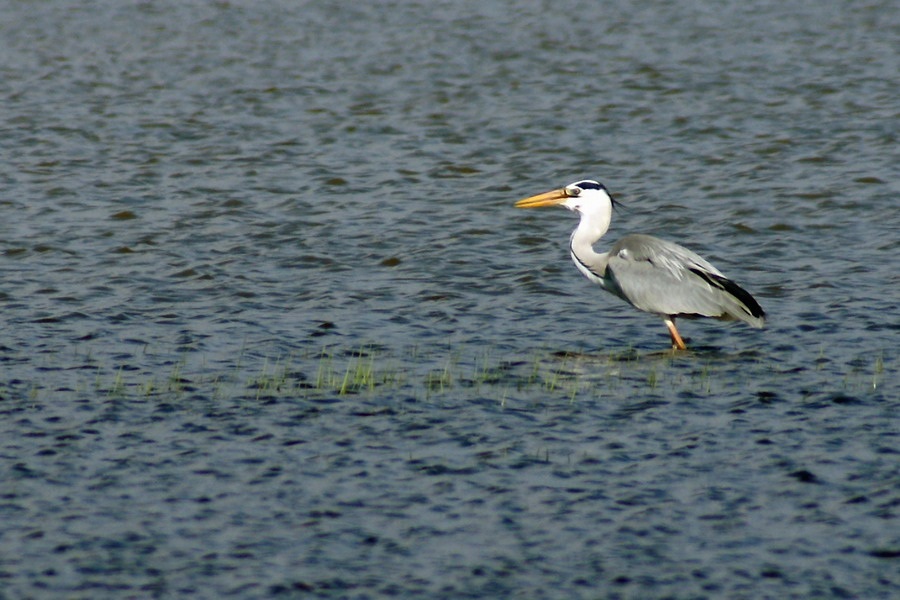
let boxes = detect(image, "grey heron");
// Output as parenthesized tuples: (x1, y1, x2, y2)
(515, 180, 765, 350)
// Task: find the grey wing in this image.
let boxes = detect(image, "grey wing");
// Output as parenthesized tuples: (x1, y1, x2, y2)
(605, 234, 765, 326)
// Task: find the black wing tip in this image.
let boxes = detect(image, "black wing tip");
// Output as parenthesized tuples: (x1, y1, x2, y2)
(689, 268, 766, 321)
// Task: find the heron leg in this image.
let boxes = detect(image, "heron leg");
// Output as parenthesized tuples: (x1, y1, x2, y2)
(664, 318, 687, 351)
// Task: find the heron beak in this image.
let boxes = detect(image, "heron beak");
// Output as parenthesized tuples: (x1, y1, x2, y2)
(514, 188, 568, 209)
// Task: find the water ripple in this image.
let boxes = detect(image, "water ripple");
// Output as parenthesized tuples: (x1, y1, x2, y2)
(1, 0, 898, 597)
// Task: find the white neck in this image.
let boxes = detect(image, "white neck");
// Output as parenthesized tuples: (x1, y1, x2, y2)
(568, 206, 611, 280)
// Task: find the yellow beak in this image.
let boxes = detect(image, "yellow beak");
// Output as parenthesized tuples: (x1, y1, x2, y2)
(514, 188, 568, 209)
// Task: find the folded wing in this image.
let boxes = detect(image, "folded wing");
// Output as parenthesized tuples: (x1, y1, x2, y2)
(604, 234, 765, 326)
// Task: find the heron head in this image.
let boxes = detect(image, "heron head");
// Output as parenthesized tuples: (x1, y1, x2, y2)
(515, 179, 617, 215)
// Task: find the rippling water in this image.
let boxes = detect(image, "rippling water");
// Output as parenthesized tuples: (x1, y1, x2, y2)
(2, 1, 898, 598)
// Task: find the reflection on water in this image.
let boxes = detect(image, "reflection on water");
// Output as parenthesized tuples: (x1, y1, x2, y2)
(1, 0, 898, 597)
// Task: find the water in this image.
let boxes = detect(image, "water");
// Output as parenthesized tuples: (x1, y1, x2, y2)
(1, 0, 898, 598)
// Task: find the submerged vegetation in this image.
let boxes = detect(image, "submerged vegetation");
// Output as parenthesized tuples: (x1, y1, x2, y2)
(12, 342, 895, 409)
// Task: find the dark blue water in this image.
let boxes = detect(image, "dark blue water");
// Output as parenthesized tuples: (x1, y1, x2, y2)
(1, 1, 898, 598)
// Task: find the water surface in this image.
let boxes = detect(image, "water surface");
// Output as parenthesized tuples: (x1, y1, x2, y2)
(1, 1, 898, 598)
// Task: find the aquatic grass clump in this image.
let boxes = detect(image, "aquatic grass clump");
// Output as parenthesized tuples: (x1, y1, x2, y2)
(840, 350, 891, 394)
(872, 353, 884, 390)
(247, 355, 300, 398)
(423, 353, 456, 393)
(310, 346, 402, 396)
